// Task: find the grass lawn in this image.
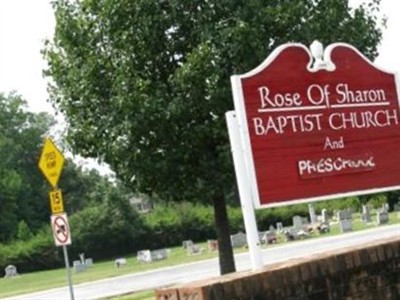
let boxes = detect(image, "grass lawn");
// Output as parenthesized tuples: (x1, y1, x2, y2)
(1, 211, 399, 299)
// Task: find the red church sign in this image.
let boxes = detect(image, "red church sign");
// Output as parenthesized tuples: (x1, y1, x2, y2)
(231, 41, 400, 208)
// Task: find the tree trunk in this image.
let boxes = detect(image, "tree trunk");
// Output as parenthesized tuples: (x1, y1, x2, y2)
(212, 191, 236, 275)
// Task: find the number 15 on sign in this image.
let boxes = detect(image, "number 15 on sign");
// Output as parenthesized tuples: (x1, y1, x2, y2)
(49, 189, 64, 214)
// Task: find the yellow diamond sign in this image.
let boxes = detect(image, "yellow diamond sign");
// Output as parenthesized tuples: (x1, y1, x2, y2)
(38, 138, 65, 188)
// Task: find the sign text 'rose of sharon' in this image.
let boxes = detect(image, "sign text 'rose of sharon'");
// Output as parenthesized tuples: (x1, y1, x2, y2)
(231, 41, 400, 208)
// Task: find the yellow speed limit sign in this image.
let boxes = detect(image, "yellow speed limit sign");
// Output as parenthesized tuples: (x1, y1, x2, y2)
(49, 189, 64, 214)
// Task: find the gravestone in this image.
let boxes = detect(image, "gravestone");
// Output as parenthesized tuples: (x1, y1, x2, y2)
(276, 222, 283, 232)
(182, 240, 193, 249)
(207, 240, 218, 252)
(361, 205, 372, 223)
(321, 209, 329, 223)
(4, 265, 18, 278)
(339, 219, 352, 232)
(230, 232, 247, 248)
(85, 258, 93, 267)
(114, 258, 127, 268)
(73, 260, 85, 272)
(79, 253, 85, 264)
(137, 250, 152, 263)
(151, 249, 168, 261)
(292, 216, 309, 230)
(308, 203, 317, 224)
(377, 211, 389, 225)
(269, 225, 275, 233)
(187, 244, 204, 255)
(292, 216, 303, 230)
(337, 210, 353, 233)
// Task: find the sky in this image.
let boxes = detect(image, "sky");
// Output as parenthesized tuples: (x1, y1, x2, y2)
(0, 0, 55, 113)
(0, 0, 399, 115)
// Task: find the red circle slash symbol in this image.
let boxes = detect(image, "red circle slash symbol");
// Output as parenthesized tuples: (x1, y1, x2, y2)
(53, 216, 69, 244)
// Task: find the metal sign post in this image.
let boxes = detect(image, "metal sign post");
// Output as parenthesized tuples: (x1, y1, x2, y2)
(63, 245, 75, 300)
(39, 137, 75, 300)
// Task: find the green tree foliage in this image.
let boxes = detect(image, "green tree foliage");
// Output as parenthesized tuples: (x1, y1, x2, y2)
(0, 226, 59, 275)
(17, 220, 34, 241)
(60, 160, 115, 214)
(386, 191, 400, 210)
(0, 92, 120, 243)
(367, 193, 387, 209)
(144, 202, 216, 248)
(43, 0, 383, 274)
(0, 93, 53, 241)
(69, 187, 145, 259)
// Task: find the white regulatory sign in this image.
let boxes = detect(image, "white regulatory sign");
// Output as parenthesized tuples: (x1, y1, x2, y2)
(51, 213, 71, 247)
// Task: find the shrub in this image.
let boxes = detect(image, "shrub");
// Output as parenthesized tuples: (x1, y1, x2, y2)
(68, 190, 146, 259)
(0, 226, 61, 276)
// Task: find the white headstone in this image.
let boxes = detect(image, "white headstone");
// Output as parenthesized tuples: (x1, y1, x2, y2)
(292, 216, 303, 229)
(276, 222, 283, 231)
(230, 232, 247, 248)
(339, 219, 353, 233)
(137, 250, 152, 263)
(321, 209, 329, 223)
(377, 211, 389, 225)
(4, 265, 17, 278)
(361, 205, 372, 223)
(308, 203, 317, 224)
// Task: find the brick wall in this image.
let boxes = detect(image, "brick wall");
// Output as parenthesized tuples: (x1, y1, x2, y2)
(155, 237, 400, 300)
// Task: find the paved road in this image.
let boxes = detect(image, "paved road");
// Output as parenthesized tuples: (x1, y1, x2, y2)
(4, 224, 400, 300)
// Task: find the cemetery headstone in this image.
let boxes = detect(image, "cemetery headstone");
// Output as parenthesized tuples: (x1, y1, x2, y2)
(308, 203, 317, 224)
(269, 225, 275, 233)
(292, 216, 309, 230)
(151, 249, 168, 261)
(292, 216, 303, 230)
(337, 210, 353, 233)
(73, 260, 85, 272)
(361, 205, 372, 223)
(85, 258, 93, 267)
(230, 231, 247, 248)
(114, 258, 127, 268)
(137, 250, 152, 263)
(377, 211, 389, 225)
(321, 209, 329, 223)
(276, 222, 283, 232)
(187, 244, 204, 255)
(4, 265, 18, 278)
(182, 240, 193, 249)
(79, 253, 85, 264)
(207, 240, 218, 252)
